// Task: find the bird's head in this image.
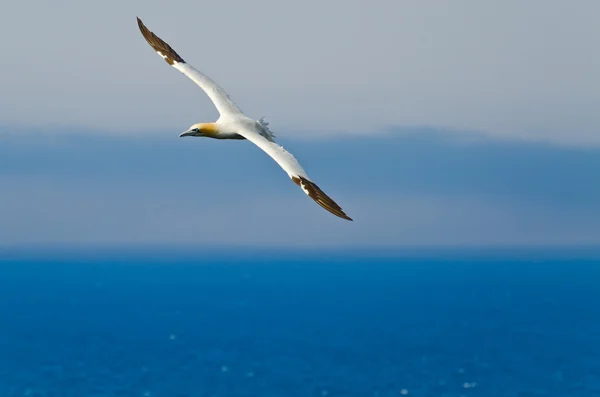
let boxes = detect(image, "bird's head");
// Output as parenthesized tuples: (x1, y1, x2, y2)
(179, 123, 219, 138)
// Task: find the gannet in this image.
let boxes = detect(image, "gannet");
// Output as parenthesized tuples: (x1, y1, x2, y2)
(137, 18, 352, 221)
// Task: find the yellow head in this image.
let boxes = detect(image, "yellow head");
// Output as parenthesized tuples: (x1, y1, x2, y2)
(179, 123, 219, 138)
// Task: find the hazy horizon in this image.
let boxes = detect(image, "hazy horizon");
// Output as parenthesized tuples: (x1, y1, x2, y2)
(1, 127, 598, 247)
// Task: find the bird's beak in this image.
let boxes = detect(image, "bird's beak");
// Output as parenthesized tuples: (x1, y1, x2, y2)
(179, 130, 196, 137)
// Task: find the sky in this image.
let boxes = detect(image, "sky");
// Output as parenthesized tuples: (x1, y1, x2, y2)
(1, 0, 599, 247)
(2, 0, 600, 144)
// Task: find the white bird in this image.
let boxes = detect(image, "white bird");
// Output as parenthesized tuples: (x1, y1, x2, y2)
(137, 18, 352, 221)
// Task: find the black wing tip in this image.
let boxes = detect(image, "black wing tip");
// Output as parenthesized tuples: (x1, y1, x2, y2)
(293, 176, 353, 221)
(136, 17, 147, 33)
(136, 17, 185, 66)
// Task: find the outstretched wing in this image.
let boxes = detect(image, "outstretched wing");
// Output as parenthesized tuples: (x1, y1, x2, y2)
(137, 17, 243, 117)
(237, 126, 353, 221)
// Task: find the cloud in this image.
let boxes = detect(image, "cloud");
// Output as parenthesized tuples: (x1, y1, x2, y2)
(1, 130, 598, 246)
(0, 0, 599, 144)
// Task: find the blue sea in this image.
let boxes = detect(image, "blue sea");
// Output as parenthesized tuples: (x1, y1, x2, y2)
(1, 248, 599, 397)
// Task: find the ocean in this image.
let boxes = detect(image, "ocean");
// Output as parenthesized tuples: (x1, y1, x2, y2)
(0, 248, 599, 396)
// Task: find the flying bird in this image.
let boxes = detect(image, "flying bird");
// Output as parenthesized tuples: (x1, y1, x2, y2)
(136, 17, 352, 221)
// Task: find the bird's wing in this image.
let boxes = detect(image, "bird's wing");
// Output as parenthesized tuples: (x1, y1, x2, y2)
(237, 125, 353, 221)
(137, 17, 243, 117)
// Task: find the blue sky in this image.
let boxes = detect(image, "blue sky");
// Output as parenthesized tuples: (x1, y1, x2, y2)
(1, 0, 599, 246)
